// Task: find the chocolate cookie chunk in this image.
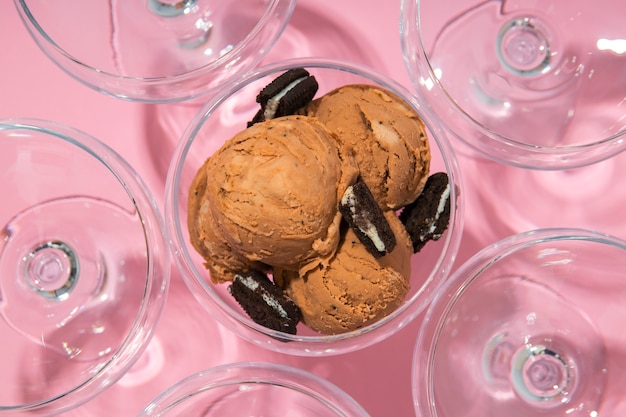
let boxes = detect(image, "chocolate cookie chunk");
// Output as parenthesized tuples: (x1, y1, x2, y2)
(248, 68, 319, 126)
(339, 178, 397, 258)
(400, 172, 451, 253)
(228, 270, 301, 334)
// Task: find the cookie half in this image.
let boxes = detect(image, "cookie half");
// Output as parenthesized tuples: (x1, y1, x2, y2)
(248, 68, 319, 126)
(400, 172, 451, 253)
(338, 178, 397, 258)
(228, 270, 301, 334)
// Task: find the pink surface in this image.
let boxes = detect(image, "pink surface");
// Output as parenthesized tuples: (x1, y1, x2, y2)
(2, 0, 624, 415)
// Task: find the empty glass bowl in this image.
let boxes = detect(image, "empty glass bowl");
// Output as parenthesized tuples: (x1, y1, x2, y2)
(401, 0, 626, 169)
(14, 0, 296, 102)
(413, 228, 626, 416)
(0, 119, 169, 415)
(138, 362, 370, 416)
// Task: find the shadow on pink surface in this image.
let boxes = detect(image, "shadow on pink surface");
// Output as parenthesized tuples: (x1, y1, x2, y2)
(460, 149, 626, 246)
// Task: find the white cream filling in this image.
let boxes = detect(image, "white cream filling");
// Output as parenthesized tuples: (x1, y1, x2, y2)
(341, 186, 387, 252)
(263, 76, 307, 120)
(236, 274, 288, 319)
(425, 183, 451, 236)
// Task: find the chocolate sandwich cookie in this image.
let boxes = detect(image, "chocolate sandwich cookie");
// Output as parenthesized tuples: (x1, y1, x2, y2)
(228, 270, 301, 334)
(248, 68, 319, 126)
(400, 172, 451, 253)
(339, 178, 397, 258)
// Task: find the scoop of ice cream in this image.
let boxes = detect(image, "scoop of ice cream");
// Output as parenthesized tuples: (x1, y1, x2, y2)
(197, 115, 358, 271)
(302, 84, 431, 210)
(188, 159, 261, 283)
(276, 211, 412, 335)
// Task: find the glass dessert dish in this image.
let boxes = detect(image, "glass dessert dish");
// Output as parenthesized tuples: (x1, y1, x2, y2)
(14, 0, 296, 102)
(165, 58, 463, 356)
(0, 119, 169, 415)
(401, 0, 626, 169)
(413, 228, 626, 417)
(138, 362, 369, 416)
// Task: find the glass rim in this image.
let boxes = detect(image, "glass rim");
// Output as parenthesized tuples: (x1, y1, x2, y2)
(138, 361, 370, 416)
(13, 0, 297, 102)
(14, 0, 296, 83)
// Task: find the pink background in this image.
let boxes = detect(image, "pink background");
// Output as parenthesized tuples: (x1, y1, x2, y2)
(2, 0, 624, 415)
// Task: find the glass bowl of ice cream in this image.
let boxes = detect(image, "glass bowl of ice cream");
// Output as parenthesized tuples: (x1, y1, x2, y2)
(138, 362, 369, 416)
(165, 58, 464, 355)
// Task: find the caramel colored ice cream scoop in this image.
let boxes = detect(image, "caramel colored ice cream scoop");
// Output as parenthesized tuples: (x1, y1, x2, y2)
(193, 115, 358, 274)
(276, 211, 412, 335)
(303, 84, 431, 210)
(188, 159, 262, 283)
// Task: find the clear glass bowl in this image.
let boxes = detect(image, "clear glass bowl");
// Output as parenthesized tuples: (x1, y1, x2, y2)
(414, 228, 626, 417)
(0, 119, 170, 415)
(165, 58, 464, 356)
(14, 0, 296, 102)
(401, 0, 626, 169)
(138, 362, 369, 416)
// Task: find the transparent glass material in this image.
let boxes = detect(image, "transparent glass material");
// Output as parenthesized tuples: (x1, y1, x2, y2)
(138, 362, 369, 416)
(165, 58, 464, 356)
(413, 228, 626, 417)
(401, 0, 626, 169)
(14, 0, 296, 103)
(0, 119, 169, 415)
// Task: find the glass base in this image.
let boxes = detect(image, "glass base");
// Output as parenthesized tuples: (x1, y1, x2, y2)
(430, 275, 607, 417)
(0, 196, 149, 407)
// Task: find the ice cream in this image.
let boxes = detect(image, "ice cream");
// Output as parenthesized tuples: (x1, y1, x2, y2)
(188, 160, 258, 283)
(274, 211, 412, 334)
(301, 84, 431, 210)
(188, 115, 358, 277)
(186, 69, 450, 336)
